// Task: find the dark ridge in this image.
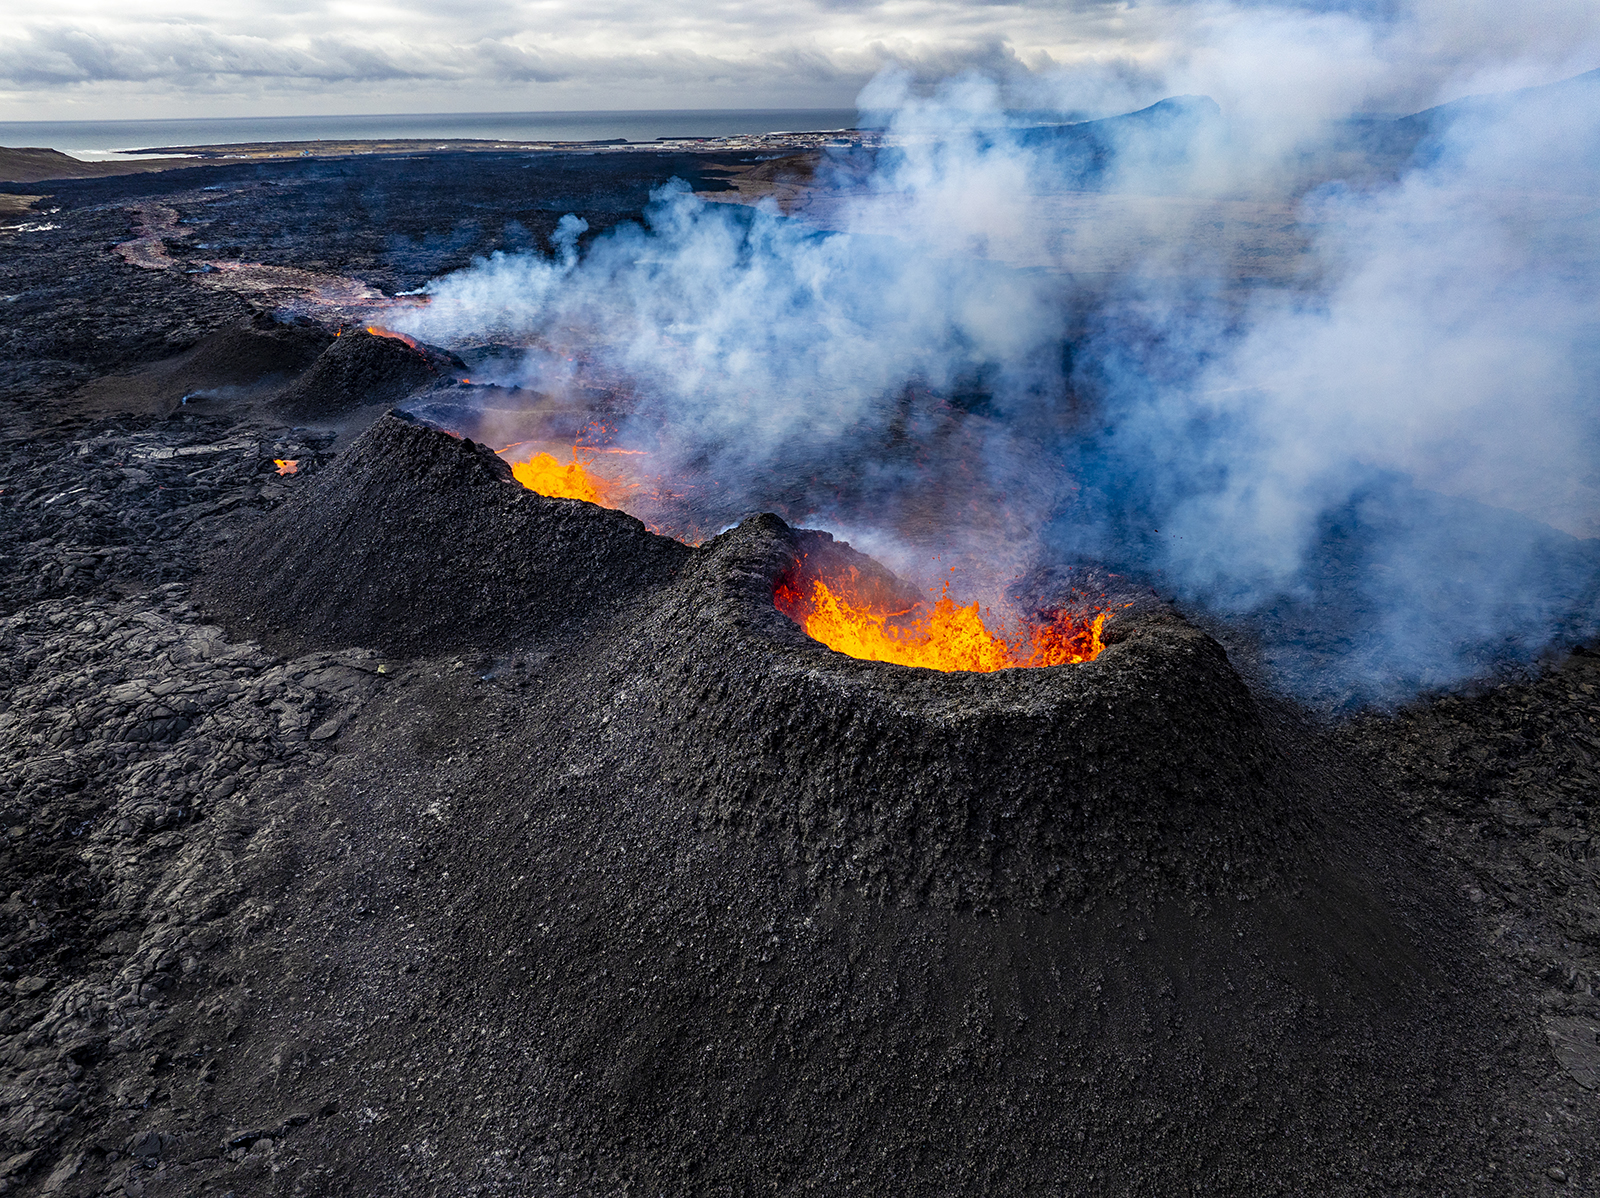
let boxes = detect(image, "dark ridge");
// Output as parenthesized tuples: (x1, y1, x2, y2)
(170, 315, 332, 383)
(272, 328, 468, 421)
(199, 410, 690, 654)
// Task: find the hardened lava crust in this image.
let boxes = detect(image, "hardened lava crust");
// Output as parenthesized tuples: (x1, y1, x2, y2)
(272, 329, 468, 421)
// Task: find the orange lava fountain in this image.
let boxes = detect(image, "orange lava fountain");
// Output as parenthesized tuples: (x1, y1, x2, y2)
(507, 449, 623, 508)
(775, 574, 1105, 672)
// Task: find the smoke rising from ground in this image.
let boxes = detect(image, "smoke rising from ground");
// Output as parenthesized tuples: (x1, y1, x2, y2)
(393, 14, 1600, 704)
(1068, 64, 1600, 700)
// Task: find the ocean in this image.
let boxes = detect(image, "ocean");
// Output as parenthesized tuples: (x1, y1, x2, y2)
(0, 109, 861, 160)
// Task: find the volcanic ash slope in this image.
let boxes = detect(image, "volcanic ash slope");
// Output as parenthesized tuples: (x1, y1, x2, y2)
(205, 409, 688, 655)
(196, 412, 1520, 1195)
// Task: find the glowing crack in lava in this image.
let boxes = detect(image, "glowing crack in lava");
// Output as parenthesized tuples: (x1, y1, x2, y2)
(506, 448, 623, 508)
(776, 574, 1106, 672)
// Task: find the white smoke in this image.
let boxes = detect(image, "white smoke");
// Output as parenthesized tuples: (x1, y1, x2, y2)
(391, 10, 1600, 702)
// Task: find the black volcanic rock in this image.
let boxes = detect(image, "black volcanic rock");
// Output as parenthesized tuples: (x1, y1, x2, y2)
(5, 151, 1594, 1198)
(209, 412, 1286, 901)
(205, 491, 1512, 1198)
(175, 316, 333, 386)
(273, 329, 467, 420)
(64, 315, 333, 417)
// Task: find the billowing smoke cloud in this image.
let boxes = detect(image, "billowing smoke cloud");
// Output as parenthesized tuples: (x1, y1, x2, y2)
(393, 15, 1600, 705)
(1061, 66, 1600, 701)
(393, 95, 1081, 580)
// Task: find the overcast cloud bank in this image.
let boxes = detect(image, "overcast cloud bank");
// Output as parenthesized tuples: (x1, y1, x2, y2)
(3, 0, 1600, 121)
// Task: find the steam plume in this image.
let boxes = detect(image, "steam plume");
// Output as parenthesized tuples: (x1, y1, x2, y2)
(392, 21, 1600, 705)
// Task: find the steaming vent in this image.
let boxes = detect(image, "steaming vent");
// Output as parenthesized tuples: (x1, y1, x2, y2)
(483, 431, 1116, 672)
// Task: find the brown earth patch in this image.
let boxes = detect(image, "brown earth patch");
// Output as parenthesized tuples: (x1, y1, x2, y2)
(0, 148, 193, 185)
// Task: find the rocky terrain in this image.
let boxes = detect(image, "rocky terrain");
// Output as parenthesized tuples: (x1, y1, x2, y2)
(0, 148, 1595, 1197)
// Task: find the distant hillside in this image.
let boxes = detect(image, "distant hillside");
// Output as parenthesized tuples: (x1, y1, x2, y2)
(1400, 65, 1600, 131)
(1014, 95, 1223, 189)
(1265, 65, 1600, 194)
(0, 146, 192, 184)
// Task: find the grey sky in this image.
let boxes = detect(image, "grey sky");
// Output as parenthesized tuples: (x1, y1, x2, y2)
(0, 0, 1595, 121)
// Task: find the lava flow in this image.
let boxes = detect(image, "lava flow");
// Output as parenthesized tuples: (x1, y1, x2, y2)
(776, 573, 1105, 672)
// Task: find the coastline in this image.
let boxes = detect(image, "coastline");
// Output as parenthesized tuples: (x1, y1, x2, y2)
(0, 128, 866, 185)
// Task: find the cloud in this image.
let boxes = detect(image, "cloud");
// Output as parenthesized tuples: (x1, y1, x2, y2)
(5, 0, 1591, 120)
(0, 25, 444, 87)
(0, 11, 1053, 114)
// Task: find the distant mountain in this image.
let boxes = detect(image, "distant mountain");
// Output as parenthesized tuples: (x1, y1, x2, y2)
(1010, 68, 1599, 194)
(1015, 95, 1225, 190)
(1373, 65, 1600, 179)
(1261, 65, 1600, 193)
(1399, 66, 1600, 131)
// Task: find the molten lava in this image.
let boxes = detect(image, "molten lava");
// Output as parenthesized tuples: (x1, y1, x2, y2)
(360, 325, 420, 349)
(775, 573, 1105, 672)
(273, 459, 299, 476)
(507, 449, 623, 507)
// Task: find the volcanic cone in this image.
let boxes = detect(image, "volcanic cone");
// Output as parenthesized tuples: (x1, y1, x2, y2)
(203, 410, 688, 654)
(274, 328, 466, 421)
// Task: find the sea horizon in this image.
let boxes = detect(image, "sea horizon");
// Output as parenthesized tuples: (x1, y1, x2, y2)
(0, 107, 862, 159)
